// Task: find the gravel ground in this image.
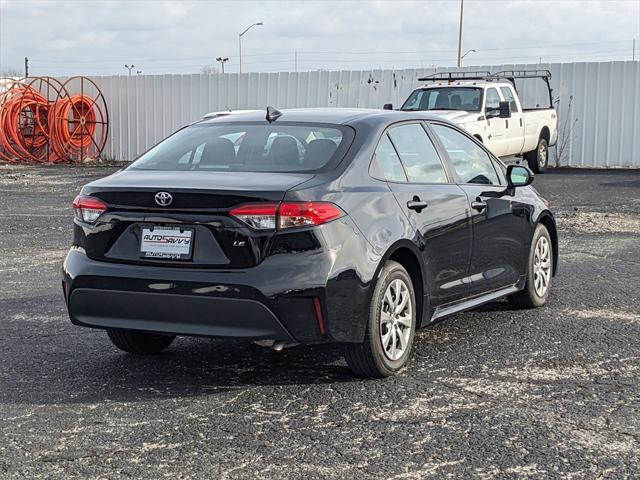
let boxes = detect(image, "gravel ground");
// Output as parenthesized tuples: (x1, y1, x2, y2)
(1, 165, 639, 479)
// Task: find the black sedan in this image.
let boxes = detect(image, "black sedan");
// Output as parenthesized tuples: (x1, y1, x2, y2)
(63, 107, 557, 377)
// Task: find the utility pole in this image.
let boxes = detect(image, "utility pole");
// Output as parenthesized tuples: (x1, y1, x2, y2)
(238, 22, 263, 74)
(124, 64, 135, 76)
(456, 0, 464, 68)
(294, 51, 298, 72)
(634, 39, 636, 62)
(24, 57, 29, 77)
(216, 57, 229, 74)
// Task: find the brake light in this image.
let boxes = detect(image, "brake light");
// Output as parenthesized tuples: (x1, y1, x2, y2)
(230, 202, 344, 230)
(72, 195, 108, 224)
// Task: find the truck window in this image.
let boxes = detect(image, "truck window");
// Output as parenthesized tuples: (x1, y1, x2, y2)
(401, 87, 482, 112)
(485, 88, 501, 111)
(499, 87, 519, 113)
(430, 124, 500, 186)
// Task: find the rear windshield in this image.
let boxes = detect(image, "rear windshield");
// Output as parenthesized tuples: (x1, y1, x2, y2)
(402, 87, 483, 112)
(129, 122, 352, 172)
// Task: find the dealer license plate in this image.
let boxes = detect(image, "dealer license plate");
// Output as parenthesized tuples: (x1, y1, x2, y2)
(140, 226, 194, 260)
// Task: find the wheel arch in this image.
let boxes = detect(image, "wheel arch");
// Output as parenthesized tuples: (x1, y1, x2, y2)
(539, 125, 551, 144)
(375, 241, 426, 327)
(537, 212, 558, 276)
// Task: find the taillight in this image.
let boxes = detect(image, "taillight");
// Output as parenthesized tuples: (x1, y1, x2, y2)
(72, 195, 108, 224)
(230, 202, 344, 230)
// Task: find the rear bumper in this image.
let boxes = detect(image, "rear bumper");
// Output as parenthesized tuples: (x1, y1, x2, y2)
(70, 288, 295, 341)
(63, 215, 376, 344)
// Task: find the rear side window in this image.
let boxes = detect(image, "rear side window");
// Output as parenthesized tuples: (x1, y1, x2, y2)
(387, 124, 447, 184)
(430, 124, 500, 186)
(373, 135, 407, 182)
(129, 123, 350, 172)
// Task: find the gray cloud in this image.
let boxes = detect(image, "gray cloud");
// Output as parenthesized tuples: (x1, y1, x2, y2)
(1, 0, 638, 76)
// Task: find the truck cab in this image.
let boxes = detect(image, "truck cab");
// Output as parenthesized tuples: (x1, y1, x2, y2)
(399, 71, 558, 173)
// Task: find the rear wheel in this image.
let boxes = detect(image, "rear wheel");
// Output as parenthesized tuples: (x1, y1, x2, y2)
(508, 224, 553, 308)
(344, 261, 417, 377)
(525, 137, 548, 174)
(107, 329, 175, 355)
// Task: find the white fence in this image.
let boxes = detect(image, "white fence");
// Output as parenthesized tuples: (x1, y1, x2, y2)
(92, 61, 640, 168)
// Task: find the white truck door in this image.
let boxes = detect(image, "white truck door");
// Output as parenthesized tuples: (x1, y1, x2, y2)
(484, 87, 508, 157)
(500, 85, 525, 156)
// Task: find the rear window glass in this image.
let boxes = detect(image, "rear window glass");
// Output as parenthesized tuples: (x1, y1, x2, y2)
(130, 123, 351, 172)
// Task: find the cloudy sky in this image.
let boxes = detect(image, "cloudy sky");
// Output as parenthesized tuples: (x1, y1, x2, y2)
(1, 0, 639, 76)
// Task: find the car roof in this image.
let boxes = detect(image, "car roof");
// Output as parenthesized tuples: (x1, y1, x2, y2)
(199, 107, 446, 126)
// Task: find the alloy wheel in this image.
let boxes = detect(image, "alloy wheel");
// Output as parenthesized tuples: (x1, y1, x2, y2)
(533, 236, 551, 297)
(379, 278, 413, 361)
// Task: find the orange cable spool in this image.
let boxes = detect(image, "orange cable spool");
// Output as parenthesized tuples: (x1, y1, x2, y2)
(0, 76, 108, 164)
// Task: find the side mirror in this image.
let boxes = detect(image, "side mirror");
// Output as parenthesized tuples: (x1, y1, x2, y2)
(507, 164, 534, 188)
(499, 101, 511, 118)
(383, 103, 393, 110)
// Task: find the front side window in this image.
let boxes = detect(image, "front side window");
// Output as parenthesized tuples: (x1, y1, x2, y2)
(499, 87, 519, 113)
(129, 123, 349, 172)
(387, 124, 447, 184)
(485, 88, 501, 111)
(430, 124, 500, 186)
(402, 87, 483, 112)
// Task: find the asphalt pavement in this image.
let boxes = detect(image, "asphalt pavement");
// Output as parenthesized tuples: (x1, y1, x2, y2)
(1, 165, 639, 479)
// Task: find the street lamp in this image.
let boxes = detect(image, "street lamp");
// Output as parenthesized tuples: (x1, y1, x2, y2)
(460, 49, 476, 66)
(239, 22, 263, 74)
(124, 64, 135, 76)
(216, 57, 229, 74)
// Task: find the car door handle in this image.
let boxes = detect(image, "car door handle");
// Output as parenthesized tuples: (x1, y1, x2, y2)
(471, 200, 487, 212)
(407, 198, 428, 212)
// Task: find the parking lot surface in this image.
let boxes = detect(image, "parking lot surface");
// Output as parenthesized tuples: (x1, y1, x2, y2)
(1, 165, 639, 479)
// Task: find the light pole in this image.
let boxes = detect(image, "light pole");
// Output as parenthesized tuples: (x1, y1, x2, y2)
(216, 57, 229, 74)
(124, 64, 135, 76)
(239, 22, 263, 74)
(460, 49, 476, 66)
(456, 0, 464, 68)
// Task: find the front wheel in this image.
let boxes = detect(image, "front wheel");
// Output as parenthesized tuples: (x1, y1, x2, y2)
(525, 137, 548, 174)
(107, 329, 175, 355)
(508, 224, 553, 308)
(344, 261, 417, 377)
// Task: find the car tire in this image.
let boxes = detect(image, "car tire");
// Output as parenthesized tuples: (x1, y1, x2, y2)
(525, 137, 548, 174)
(508, 224, 553, 309)
(107, 329, 175, 355)
(344, 260, 417, 377)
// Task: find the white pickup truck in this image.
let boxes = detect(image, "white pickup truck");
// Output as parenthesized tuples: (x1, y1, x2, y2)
(395, 71, 558, 173)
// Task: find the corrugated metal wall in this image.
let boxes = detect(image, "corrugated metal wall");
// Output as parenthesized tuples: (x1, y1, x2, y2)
(91, 61, 640, 168)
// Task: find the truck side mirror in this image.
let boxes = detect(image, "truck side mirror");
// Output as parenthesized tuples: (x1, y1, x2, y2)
(383, 103, 393, 110)
(499, 101, 511, 118)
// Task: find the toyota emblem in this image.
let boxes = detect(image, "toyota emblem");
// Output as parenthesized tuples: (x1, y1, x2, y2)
(154, 191, 173, 207)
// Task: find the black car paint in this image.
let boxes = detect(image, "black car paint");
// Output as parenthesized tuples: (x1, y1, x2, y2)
(63, 108, 557, 345)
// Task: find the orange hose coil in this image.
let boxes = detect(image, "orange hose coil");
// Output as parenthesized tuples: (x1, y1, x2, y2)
(48, 95, 98, 161)
(0, 77, 108, 164)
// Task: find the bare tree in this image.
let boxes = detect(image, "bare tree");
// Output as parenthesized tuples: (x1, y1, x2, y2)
(1, 68, 22, 77)
(553, 95, 579, 167)
(200, 65, 220, 75)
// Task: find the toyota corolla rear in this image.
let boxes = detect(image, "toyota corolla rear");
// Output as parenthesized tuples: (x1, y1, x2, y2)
(62, 118, 370, 345)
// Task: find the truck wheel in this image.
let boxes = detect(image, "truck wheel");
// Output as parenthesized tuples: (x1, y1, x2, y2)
(508, 224, 553, 309)
(525, 138, 548, 174)
(107, 329, 175, 355)
(344, 261, 417, 377)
